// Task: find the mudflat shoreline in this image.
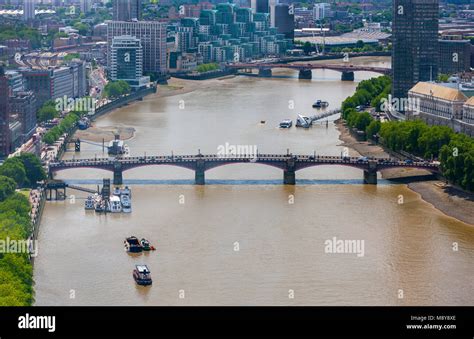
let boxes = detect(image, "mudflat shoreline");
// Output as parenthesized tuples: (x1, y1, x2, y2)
(335, 118, 474, 226)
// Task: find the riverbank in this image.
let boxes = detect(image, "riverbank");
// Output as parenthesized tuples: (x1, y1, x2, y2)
(75, 125, 135, 143)
(335, 118, 474, 226)
(156, 76, 236, 98)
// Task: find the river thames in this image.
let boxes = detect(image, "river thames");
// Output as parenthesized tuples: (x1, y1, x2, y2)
(34, 57, 474, 305)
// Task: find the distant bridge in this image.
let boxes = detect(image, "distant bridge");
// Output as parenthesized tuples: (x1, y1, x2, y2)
(48, 154, 439, 186)
(226, 62, 391, 80)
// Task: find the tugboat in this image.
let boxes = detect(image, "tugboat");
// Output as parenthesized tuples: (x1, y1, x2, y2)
(140, 238, 151, 251)
(312, 100, 329, 109)
(133, 265, 152, 286)
(84, 195, 95, 210)
(124, 236, 142, 253)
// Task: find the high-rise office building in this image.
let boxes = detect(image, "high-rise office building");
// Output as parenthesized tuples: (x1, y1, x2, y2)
(269, 0, 278, 27)
(392, 0, 439, 103)
(110, 35, 149, 88)
(113, 0, 141, 21)
(274, 4, 294, 40)
(439, 39, 471, 75)
(23, 0, 35, 21)
(313, 3, 331, 21)
(10, 91, 36, 141)
(251, 0, 269, 13)
(107, 21, 167, 75)
(80, 0, 92, 14)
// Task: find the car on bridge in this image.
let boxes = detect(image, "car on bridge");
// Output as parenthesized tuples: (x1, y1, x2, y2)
(356, 156, 368, 163)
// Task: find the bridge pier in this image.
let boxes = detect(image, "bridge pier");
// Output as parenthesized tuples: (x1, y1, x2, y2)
(284, 159, 296, 185)
(258, 68, 272, 77)
(113, 161, 123, 186)
(298, 69, 312, 80)
(363, 161, 378, 185)
(341, 71, 355, 81)
(283, 170, 296, 185)
(195, 160, 205, 185)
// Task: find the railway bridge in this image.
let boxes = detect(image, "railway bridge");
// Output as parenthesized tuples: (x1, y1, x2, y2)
(48, 153, 440, 186)
(226, 63, 391, 80)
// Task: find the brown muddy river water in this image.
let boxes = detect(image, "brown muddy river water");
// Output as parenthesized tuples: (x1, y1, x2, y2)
(34, 57, 474, 305)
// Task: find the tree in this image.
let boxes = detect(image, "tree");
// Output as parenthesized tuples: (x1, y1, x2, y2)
(0, 176, 16, 201)
(366, 120, 381, 140)
(355, 112, 373, 132)
(302, 41, 312, 55)
(18, 153, 46, 187)
(73, 22, 89, 36)
(355, 40, 364, 49)
(42, 133, 56, 145)
(37, 102, 59, 122)
(437, 74, 450, 82)
(0, 158, 26, 187)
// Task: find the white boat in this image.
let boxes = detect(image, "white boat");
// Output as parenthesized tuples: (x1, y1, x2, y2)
(296, 114, 311, 128)
(113, 187, 121, 196)
(121, 194, 131, 213)
(120, 186, 131, 198)
(110, 196, 122, 213)
(84, 196, 95, 210)
(279, 119, 292, 128)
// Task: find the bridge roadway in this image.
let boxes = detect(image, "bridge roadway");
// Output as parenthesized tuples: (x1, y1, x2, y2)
(48, 154, 440, 186)
(226, 63, 391, 80)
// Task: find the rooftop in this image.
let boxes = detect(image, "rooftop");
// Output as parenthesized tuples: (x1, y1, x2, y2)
(409, 82, 468, 102)
(465, 97, 474, 107)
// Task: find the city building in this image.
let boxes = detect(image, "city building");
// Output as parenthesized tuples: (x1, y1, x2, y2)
(107, 21, 168, 75)
(392, 0, 439, 105)
(110, 35, 149, 89)
(251, 0, 269, 14)
(313, 3, 332, 21)
(21, 62, 87, 108)
(113, 0, 141, 21)
(0, 68, 11, 157)
(408, 82, 474, 136)
(23, 0, 35, 21)
(438, 39, 471, 75)
(9, 90, 36, 140)
(463, 97, 474, 127)
(274, 4, 294, 40)
(269, 0, 277, 27)
(169, 3, 293, 65)
(168, 52, 199, 73)
(80, 0, 92, 14)
(5, 70, 24, 93)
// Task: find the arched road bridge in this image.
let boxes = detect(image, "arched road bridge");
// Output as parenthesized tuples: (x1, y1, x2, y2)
(48, 154, 440, 186)
(226, 63, 391, 81)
